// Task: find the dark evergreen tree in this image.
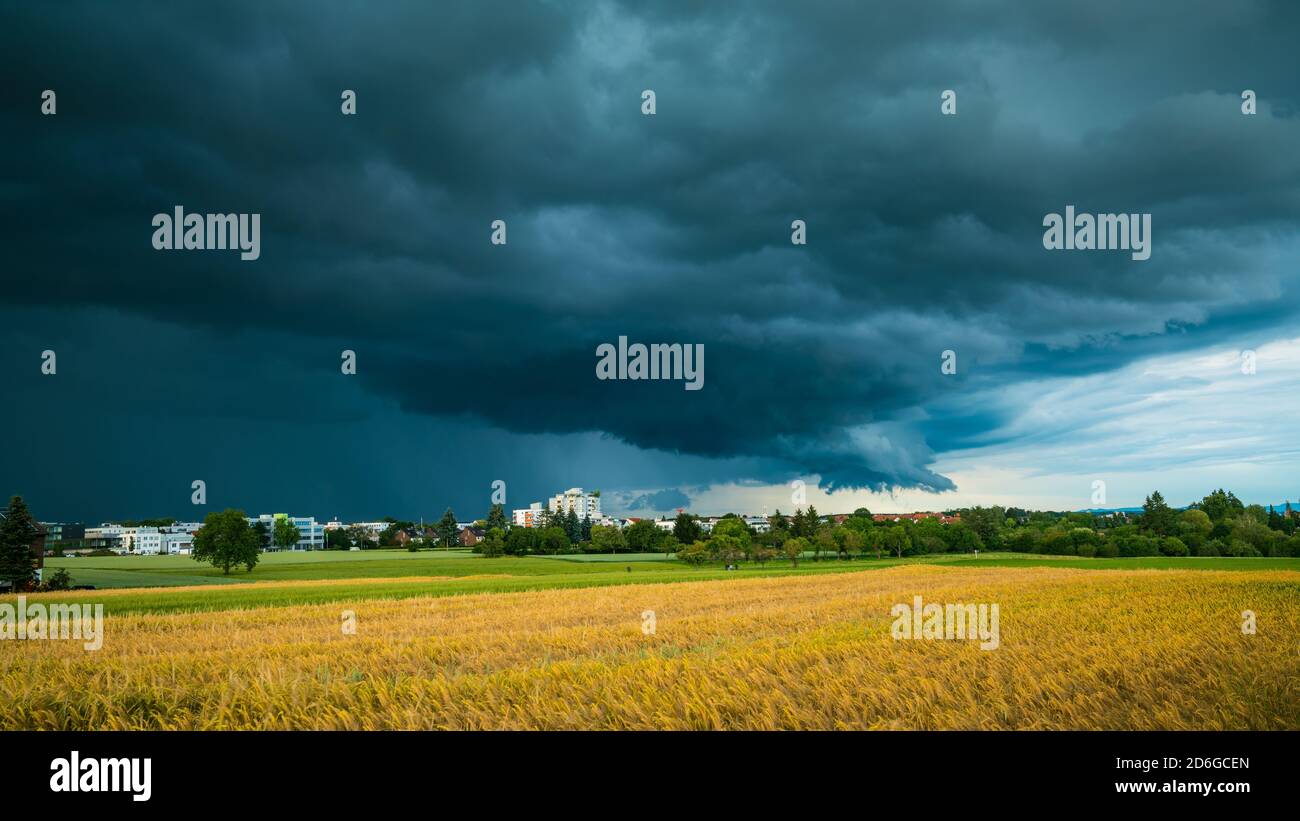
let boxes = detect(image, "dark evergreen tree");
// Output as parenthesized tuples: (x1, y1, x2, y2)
(565, 508, 581, 543)
(673, 511, 702, 543)
(0, 496, 40, 589)
(788, 508, 805, 538)
(768, 509, 788, 532)
(486, 503, 509, 533)
(436, 507, 459, 548)
(1267, 504, 1283, 531)
(804, 506, 821, 537)
(1141, 491, 1176, 536)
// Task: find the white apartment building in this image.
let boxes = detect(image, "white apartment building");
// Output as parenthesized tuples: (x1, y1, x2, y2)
(512, 489, 602, 528)
(512, 503, 545, 528)
(547, 488, 601, 521)
(247, 514, 325, 551)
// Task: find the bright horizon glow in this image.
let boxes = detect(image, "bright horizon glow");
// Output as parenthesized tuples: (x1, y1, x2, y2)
(614, 336, 1300, 516)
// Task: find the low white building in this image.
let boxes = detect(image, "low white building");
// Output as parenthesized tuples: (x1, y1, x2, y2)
(84, 524, 126, 549)
(135, 530, 194, 555)
(130, 528, 163, 554)
(163, 532, 193, 554)
(85, 522, 203, 554)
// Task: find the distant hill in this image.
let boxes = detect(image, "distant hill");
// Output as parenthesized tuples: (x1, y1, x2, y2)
(1075, 508, 1143, 514)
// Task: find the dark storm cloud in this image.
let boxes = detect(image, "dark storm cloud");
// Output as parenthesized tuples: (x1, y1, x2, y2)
(3, 0, 1300, 514)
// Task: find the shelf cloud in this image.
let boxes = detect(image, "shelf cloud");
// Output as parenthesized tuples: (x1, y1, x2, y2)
(3, 1, 1299, 518)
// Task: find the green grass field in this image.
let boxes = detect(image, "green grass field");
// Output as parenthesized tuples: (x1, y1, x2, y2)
(25, 549, 1300, 617)
(46, 548, 1300, 588)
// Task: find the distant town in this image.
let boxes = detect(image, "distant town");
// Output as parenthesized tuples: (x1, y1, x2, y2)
(29, 485, 965, 556)
(20, 486, 1300, 567)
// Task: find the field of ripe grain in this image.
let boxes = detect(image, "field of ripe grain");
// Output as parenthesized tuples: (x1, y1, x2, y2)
(1, 565, 1297, 729)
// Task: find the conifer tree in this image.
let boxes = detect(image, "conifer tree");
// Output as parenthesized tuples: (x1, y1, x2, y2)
(0, 496, 40, 589)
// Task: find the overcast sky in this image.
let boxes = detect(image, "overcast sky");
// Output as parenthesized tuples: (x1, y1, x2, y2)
(3, 1, 1299, 523)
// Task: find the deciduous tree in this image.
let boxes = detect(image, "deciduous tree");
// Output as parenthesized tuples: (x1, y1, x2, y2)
(783, 536, 809, 567)
(481, 528, 506, 558)
(591, 524, 627, 554)
(192, 508, 261, 574)
(272, 517, 301, 551)
(539, 526, 569, 554)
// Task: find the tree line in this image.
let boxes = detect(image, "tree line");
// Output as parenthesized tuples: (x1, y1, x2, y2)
(472, 488, 1300, 563)
(3, 485, 1296, 588)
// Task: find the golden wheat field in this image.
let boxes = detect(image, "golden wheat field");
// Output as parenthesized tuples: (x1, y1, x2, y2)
(1, 565, 1297, 729)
